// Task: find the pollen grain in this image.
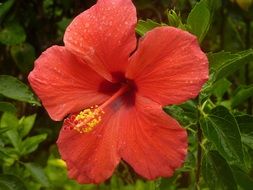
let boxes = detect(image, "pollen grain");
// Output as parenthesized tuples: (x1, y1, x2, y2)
(64, 105, 104, 133)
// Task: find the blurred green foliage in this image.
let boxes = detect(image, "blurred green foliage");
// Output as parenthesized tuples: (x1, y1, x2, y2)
(0, 0, 253, 189)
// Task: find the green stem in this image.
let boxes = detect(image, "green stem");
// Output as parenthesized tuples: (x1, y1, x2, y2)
(195, 121, 202, 190)
(195, 98, 203, 190)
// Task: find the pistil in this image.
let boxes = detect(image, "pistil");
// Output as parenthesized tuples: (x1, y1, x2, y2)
(64, 84, 129, 133)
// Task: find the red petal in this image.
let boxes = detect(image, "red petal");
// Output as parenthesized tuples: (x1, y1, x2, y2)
(64, 0, 137, 82)
(28, 46, 109, 121)
(119, 95, 187, 179)
(126, 27, 208, 105)
(57, 92, 187, 182)
(57, 106, 121, 184)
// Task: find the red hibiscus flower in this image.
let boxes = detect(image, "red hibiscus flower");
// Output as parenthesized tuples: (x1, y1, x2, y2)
(28, 0, 208, 184)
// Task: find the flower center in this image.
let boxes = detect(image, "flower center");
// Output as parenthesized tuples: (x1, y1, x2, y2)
(63, 84, 129, 133)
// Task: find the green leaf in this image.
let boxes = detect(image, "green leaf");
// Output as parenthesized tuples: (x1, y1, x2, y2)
(187, 0, 211, 42)
(0, 147, 19, 166)
(199, 74, 216, 103)
(21, 134, 47, 155)
(0, 102, 16, 113)
(211, 78, 231, 99)
(0, 147, 11, 159)
(135, 180, 156, 190)
(236, 115, 253, 149)
(164, 105, 187, 124)
(10, 43, 35, 73)
(0, 174, 27, 190)
(57, 17, 71, 36)
(159, 177, 177, 190)
(232, 167, 253, 190)
(135, 19, 161, 36)
(0, 22, 26, 45)
(0, 112, 13, 134)
(166, 10, 186, 29)
(205, 0, 222, 20)
(1, 112, 19, 129)
(0, 126, 12, 134)
(0, 75, 40, 105)
(200, 106, 244, 166)
(0, 113, 21, 151)
(18, 114, 36, 138)
(164, 100, 197, 126)
(231, 85, 253, 108)
(6, 130, 21, 152)
(202, 150, 237, 190)
(0, 0, 15, 20)
(208, 49, 253, 81)
(24, 163, 50, 187)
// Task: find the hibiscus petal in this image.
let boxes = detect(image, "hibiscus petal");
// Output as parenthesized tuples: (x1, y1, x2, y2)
(57, 106, 121, 184)
(57, 90, 187, 182)
(64, 0, 137, 82)
(28, 46, 109, 121)
(126, 27, 208, 105)
(119, 95, 187, 179)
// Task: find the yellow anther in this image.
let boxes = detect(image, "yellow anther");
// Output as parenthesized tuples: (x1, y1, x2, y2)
(73, 105, 104, 133)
